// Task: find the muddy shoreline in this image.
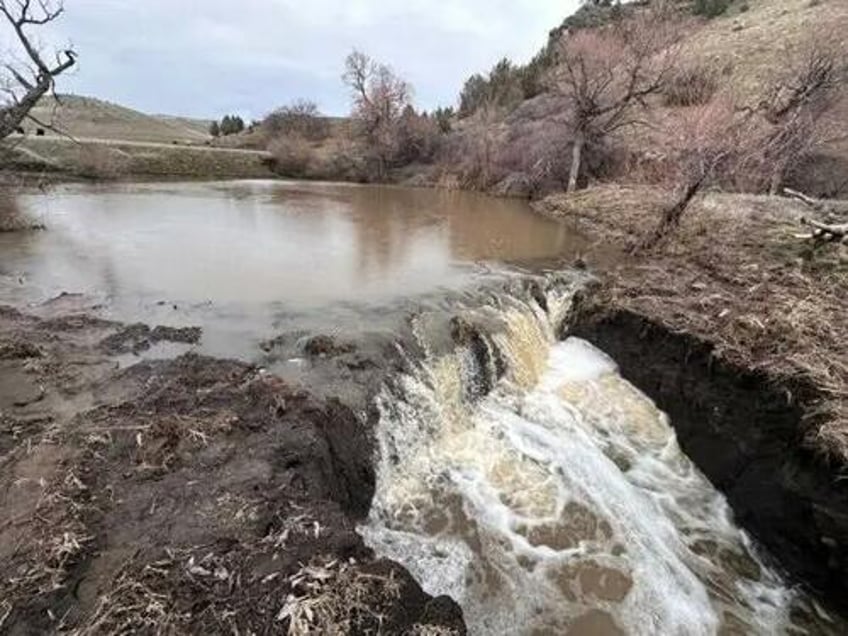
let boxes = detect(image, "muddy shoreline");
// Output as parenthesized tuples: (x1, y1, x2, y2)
(0, 302, 465, 634)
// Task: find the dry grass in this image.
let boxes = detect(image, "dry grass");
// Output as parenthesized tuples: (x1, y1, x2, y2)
(679, 0, 848, 97)
(70, 553, 409, 636)
(0, 462, 92, 627)
(539, 185, 848, 458)
(278, 559, 402, 635)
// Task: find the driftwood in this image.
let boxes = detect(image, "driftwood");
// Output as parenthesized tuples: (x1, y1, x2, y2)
(784, 188, 847, 243)
(799, 217, 848, 243)
(784, 187, 827, 210)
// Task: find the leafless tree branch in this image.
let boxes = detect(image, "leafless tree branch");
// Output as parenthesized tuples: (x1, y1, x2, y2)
(0, 0, 76, 140)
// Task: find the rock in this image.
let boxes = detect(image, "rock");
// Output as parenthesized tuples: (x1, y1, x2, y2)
(303, 335, 354, 358)
(150, 325, 202, 345)
(0, 340, 42, 360)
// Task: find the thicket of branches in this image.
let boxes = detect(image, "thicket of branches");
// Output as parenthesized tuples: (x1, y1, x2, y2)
(645, 34, 847, 244)
(552, 4, 682, 191)
(263, 100, 329, 141)
(341, 50, 442, 180)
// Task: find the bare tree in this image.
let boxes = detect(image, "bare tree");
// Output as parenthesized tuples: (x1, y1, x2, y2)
(644, 95, 751, 246)
(264, 99, 329, 141)
(0, 0, 77, 139)
(342, 50, 412, 179)
(552, 6, 680, 192)
(752, 35, 846, 194)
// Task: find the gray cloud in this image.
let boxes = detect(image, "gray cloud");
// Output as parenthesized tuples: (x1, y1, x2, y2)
(17, 0, 575, 118)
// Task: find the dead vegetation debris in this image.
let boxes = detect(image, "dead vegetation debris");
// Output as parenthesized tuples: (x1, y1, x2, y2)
(0, 307, 462, 635)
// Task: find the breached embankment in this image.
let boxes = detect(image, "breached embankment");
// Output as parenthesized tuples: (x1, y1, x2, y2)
(2, 263, 848, 634)
(533, 185, 848, 623)
(359, 273, 846, 634)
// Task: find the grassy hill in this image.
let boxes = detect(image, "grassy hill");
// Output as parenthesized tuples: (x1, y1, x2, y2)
(151, 114, 214, 139)
(23, 94, 213, 144)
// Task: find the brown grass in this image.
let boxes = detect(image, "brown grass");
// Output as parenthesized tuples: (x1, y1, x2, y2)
(538, 185, 848, 458)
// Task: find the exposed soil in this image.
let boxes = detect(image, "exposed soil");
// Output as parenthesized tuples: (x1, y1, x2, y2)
(0, 303, 464, 635)
(539, 185, 848, 616)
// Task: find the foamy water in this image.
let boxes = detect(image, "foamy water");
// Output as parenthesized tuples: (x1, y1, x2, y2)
(362, 298, 826, 634)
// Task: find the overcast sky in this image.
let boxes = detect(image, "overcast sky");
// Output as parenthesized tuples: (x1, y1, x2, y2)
(12, 0, 577, 120)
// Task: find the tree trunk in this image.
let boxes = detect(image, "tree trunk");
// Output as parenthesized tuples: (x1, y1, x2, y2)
(768, 165, 783, 196)
(640, 177, 705, 250)
(0, 80, 50, 140)
(567, 132, 584, 193)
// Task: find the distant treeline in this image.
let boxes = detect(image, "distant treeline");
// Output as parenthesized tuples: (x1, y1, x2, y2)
(209, 115, 246, 137)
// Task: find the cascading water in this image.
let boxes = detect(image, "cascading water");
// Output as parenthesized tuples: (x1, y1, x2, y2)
(360, 274, 841, 635)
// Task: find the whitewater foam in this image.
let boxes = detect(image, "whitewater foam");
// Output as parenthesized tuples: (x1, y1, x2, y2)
(362, 289, 803, 634)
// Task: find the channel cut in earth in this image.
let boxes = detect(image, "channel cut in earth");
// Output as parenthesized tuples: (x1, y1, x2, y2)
(2, 0, 848, 634)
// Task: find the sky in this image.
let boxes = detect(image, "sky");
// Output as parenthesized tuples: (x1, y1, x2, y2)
(3, 0, 577, 120)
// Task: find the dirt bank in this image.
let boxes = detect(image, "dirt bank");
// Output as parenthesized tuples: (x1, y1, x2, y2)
(0, 304, 464, 634)
(539, 185, 848, 614)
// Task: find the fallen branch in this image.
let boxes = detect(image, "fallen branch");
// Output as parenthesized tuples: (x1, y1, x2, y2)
(798, 217, 848, 243)
(784, 187, 829, 212)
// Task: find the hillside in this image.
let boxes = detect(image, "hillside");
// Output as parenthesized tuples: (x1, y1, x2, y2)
(151, 114, 214, 139)
(427, 0, 848, 198)
(676, 0, 848, 154)
(23, 94, 212, 144)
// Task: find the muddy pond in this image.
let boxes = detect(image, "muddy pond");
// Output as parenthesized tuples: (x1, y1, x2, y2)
(0, 180, 842, 634)
(0, 180, 579, 360)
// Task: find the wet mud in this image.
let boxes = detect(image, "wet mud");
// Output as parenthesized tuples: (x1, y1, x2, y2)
(0, 303, 464, 634)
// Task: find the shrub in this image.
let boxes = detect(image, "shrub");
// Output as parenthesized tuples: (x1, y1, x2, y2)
(395, 108, 441, 164)
(433, 106, 454, 133)
(264, 100, 329, 141)
(77, 144, 131, 179)
(219, 115, 245, 136)
(693, 0, 733, 18)
(662, 65, 720, 106)
(459, 74, 489, 117)
(458, 58, 524, 118)
(558, 0, 626, 31)
(267, 137, 314, 178)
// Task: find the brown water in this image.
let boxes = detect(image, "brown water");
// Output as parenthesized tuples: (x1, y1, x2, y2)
(0, 180, 581, 358)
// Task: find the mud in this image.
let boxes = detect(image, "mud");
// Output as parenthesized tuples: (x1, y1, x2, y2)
(98, 323, 202, 355)
(570, 305, 848, 617)
(0, 304, 464, 634)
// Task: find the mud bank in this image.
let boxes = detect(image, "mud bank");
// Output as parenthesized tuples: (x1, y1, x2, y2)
(570, 304, 848, 617)
(0, 305, 464, 634)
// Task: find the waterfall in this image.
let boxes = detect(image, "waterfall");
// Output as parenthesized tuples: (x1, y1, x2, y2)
(359, 274, 815, 635)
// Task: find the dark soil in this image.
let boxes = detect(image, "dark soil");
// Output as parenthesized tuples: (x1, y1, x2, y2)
(0, 305, 465, 635)
(99, 323, 202, 355)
